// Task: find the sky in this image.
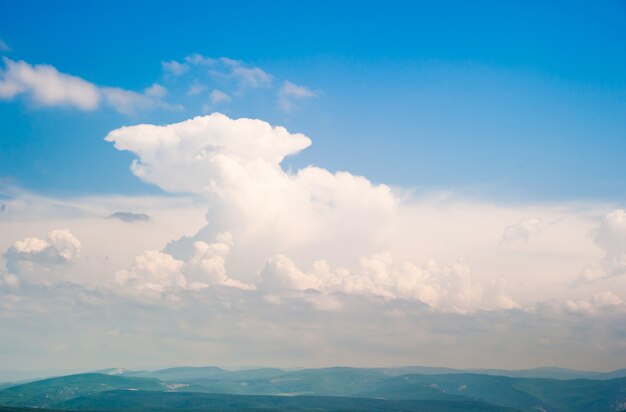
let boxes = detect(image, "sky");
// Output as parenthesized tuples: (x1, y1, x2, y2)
(0, 0, 626, 372)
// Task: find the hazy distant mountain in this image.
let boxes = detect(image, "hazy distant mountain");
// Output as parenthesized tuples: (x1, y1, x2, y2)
(0, 370, 86, 386)
(92, 365, 626, 382)
(383, 366, 626, 380)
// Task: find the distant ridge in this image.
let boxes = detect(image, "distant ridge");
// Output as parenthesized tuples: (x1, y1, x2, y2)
(93, 365, 626, 381)
(1, 370, 625, 411)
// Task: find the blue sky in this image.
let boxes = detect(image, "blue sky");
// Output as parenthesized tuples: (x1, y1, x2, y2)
(1, 0, 626, 199)
(1, 1, 626, 371)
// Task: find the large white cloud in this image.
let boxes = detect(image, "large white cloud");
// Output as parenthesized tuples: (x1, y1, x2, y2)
(105, 114, 399, 288)
(102, 114, 618, 312)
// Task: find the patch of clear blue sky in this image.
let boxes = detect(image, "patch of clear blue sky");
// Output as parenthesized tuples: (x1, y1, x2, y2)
(0, 0, 625, 201)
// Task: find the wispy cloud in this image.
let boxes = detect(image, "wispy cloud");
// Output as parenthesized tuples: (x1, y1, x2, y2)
(278, 80, 316, 111)
(0, 38, 11, 52)
(209, 89, 231, 104)
(161, 59, 189, 76)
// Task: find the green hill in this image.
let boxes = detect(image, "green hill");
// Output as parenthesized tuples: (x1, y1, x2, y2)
(0, 374, 164, 408)
(57, 389, 519, 411)
(355, 373, 626, 412)
(1, 369, 625, 412)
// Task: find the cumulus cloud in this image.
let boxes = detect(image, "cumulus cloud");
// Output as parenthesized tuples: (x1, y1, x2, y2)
(113, 250, 186, 294)
(1, 114, 614, 313)
(578, 209, 626, 283)
(105, 113, 313, 194)
(113, 232, 253, 296)
(183, 232, 254, 290)
(103, 114, 539, 312)
(4, 229, 81, 279)
(1, 111, 625, 367)
(278, 80, 316, 111)
(259, 253, 516, 312)
(0, 58, 100, 109)
(0, 58, 173, 114)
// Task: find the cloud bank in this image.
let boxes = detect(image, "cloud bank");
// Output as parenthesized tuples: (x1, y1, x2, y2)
(100, 113, 625, 312)
(1, 114, 625, 370)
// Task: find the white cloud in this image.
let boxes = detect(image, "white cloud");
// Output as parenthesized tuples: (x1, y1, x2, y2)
(184, 55, 272, 90)
(105, 113, 312, 194)
(101, 87, 159, 115)
(113, 232, 253, 296)
(144, 83, 167, 98)
(0, 187, 208, 288)
(0, 160, 624, 369)
(592, 290, 623, 306)
(578, 209, 626, 283)
(114, 250, 186, 294)
(103, 114, 614, 312)
(4, 229, 81, 280)
(187, 82, 206, 96)
(278, 80, 316, 111)
(501, 217, 542, 244)
(165, 56, 266, 84)
(184, 54, 217, 66)
(0, 58, 173, 114)
(162, 60, 189, 76)
(0, 58, 100, 109)
(260, 255, 320, 291)
(209, 89, 231, 104)
(231, 65, 272, 89)
(183, 232, 253, 290)
(258, 253, 513, 312)
(594, 209, 626, 257)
